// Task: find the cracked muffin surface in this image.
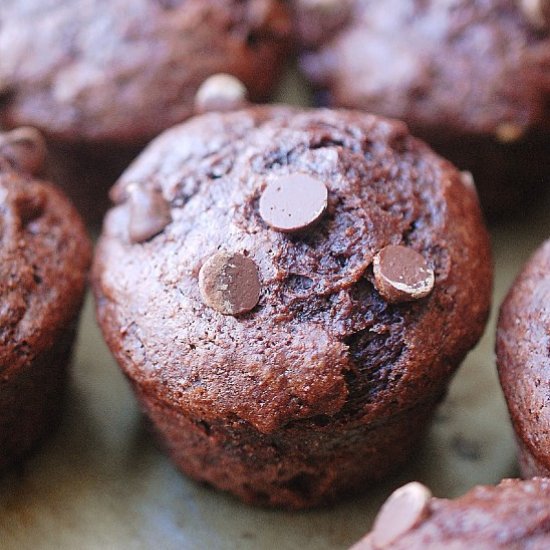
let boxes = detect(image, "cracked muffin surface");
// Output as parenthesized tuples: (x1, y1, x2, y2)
(93, 106, 492, 508)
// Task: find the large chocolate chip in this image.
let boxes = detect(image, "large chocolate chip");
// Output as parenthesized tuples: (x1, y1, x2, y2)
(127, 184, 172, 244)
(194, 74, 248, 114)
(371, 482, 432, 548)
(199, 252, 261, 315)
(520, 0, 550, 29)
(259, 173, 328, 233)
(0, 127, 47, 176)
(373, 245, 434, 303)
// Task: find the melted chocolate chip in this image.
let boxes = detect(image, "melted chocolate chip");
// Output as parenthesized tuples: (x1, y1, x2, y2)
(199, 252, 261, 315)
(373, 245, 434, 303)
(194, 74, 248, 114)
(520, 0, 550, 29)
(127, 184, 172, 244)
(371, 482, 432, 548)
(0, 127, 47, 176)
(259, 173, 328, 233)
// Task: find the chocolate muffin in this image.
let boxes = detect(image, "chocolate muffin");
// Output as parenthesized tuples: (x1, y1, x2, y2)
(497, 239, 550, 477)
(0, 0, 291, 222)
(0, 127, 91, 470)
(294, 0, 550, 218)
(350, 478, 550, 549)
(92, 106, 492, 509)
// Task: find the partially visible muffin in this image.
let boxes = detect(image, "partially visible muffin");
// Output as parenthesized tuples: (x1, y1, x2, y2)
(350, 478, 550, 549)
(93, 106, 491, 508)
(0, 0, 291, 222)
(0, 127, 91, 470)
(294, 0, 550, 218)
(497, 239, 550, 477)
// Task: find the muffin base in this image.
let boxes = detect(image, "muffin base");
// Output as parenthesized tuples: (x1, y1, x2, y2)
(133, 384, 443, 509)
(0, 323, 77, 471)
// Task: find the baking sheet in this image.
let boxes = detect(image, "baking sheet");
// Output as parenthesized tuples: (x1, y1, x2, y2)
(1, 71, 548, 549)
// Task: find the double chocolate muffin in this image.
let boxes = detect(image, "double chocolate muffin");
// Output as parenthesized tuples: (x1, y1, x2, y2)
(93, 106, 492, 508)
(0, 0, 291, 222)
(0, 128, 91, 470)
(497, 239, 550, 477)
(294, 0, 550, 218)
(351, 478, 550, 549)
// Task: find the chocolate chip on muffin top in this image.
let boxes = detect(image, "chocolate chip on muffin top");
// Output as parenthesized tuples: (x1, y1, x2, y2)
(258, 173, 329, 233)
(0, 127, 46, 176)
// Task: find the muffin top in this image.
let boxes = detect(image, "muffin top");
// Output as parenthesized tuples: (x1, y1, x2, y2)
(0, 128, 91, 375)
(93, 106, 491, 434)
(0, 0, 290, 144)
(295, 0, 550, 139)
(497, 239, 550, 470)
(351, 478, 550, 549)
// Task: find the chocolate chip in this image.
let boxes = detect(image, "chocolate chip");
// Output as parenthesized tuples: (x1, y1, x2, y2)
(299, 0, 341, 13)
(495, 122, 524, 143)
(259, 174, 328, 233)
(194, 74, 248, 114)
(199, 252, 261, 315)
(371, 482, 432, 548)
(373, 245, 434, 303)
(127, 184, 172, 243)
(520, 0, 550, 29)
(15, 188, 46, 226)
(0, 127, 47, 176)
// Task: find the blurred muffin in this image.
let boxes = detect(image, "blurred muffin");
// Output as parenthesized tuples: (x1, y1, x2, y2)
(92, 106, 491, 508)
(0, 0, 291, 223)
(350, 478, 550, 549)
(497, 239, 550, 477)
(0, 127, 91, 470)
(294, 0, 550, 219)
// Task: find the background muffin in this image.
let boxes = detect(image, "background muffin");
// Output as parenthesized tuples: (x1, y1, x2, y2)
(0, 128, 91, 470)
(293, 0, 550, 219)
(92, 106, 492, 508)
(497, 239, 550, 477)
(350, 478, 550, 549)
(0, 0, 291, 222)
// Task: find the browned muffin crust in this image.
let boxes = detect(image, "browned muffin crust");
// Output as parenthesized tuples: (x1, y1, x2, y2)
(296, 0, 550, 138)
(0, 0, 291, 145)
(0, 139, 91, 470)
(293, 0, 550, 217)
(0, 1, 291, 224)
(352, 478, 550, 549)
(497, 239, 550, 477)
(93, 106, 492, 508)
